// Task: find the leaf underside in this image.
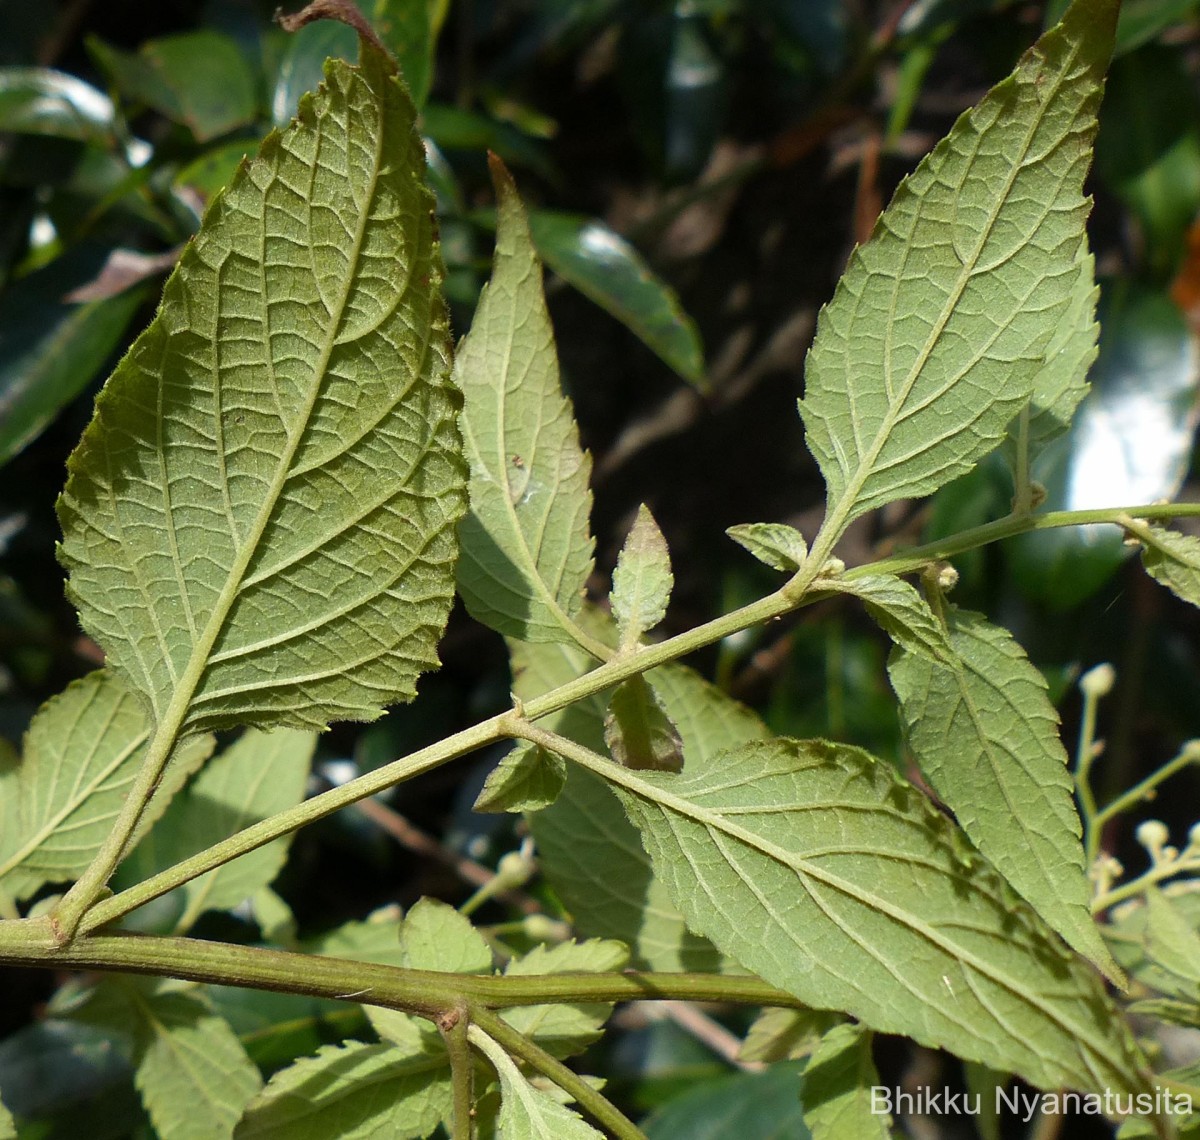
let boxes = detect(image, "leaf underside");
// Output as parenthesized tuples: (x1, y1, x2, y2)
(454, 158, 596, 645)
(57, 42, 465, 734)
(614, 736, 1148, 1096)
(799, 0, 1116, 526)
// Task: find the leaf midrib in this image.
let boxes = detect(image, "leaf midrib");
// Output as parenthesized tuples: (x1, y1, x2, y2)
(606, 757, 1120, 1091)
(828, 33, 1083, 529)
(154, 72, 386, 740)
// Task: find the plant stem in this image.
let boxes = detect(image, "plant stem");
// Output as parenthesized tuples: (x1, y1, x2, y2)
(70, 500, 1200, 936)
(469, 1009, 647, 1140)
(442, 1004, 475, 1140)
(0, 923, 807, 1010)
(1092, 742, 1200, 835)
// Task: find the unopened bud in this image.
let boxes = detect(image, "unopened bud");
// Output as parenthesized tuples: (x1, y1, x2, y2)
(1136, 820, 1170, 857)
(1079, 663, 1116, 700)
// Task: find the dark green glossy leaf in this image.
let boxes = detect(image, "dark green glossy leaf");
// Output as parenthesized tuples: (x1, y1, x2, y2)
(0, 68, 115, 143)
(0, 245, 146, 468)
(527, 211, 705, 387)
(421, 103, 557, 182)
(90, 31, 257, 143)
(1096, 46, 1200, 276)
(371, 0, 446, 108)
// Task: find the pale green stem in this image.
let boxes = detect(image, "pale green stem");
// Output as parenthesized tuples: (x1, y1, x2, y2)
(1075, 688, 1105, 865)
(0, 920, 807, 1009)
(1092, 742, 1200, 836)
(442, 1003, 475, 1140)
(63, 500, 1200, 938)
(1093, 851, 1200, 913)
(468, 1010, 647, 1140)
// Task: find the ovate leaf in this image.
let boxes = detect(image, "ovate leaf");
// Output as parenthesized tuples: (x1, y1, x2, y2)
(801, 1023, 890, 1140)
(57, 39, 465, 733)
(0, 671, 213, 902)
(235, 1040, 451, 1140)
(455, 158, 597, 648)
(824, 573, 952, 664)
(610, 504, 672, 650)
(888, 608, 1121, 981)
(798, 0, 1116, 529)
(603, 677, 684, 773)
(1131, 522, 1200, 608)
(468, 1028, 604, 1140)
(122, 727, 316, 932)
(611, 737, 1149, 1095)
(474, 743, 566, 813)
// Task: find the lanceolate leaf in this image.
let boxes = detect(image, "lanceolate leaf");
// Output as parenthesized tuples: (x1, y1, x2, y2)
(0, 672, 212, 902)
(611, 737, 1149, 1095)
(888, 608, 1122, 982)
(798, 0, 1115, 530)
(455, 158, 597, 648)
(57, 38, 465, 734)
(610, 505, 672, 650)
(474, 742, 566, 813)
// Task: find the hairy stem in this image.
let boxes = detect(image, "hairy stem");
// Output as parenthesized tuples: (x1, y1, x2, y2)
(61, 500, 1200, 937)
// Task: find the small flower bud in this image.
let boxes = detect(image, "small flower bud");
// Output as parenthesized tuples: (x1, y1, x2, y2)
(522, 914, 571, 943)
(1136, 820, 1170, 857)
(1079, 663, 1116, 699)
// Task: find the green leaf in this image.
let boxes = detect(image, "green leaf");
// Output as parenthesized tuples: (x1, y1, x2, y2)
(739, 1008, 843, 1064)
(371, 0, 447, 109)
(121, 727, 316, 932)
(1145, 888, 1200, 996)
(726, 522, 807, 573)
(1005, 233, 1098, 466)
(468, 1028, 604, 1140)
(526, 210, 706, 388)
(611, 505, 673, 650)
(0, 245, 147, 468)
(603, 677, 684, 773)
(89, 31, 257, 143)
(0, 671, 212, 901)
(501, 939, 628, 1059)
(271, 19, 358, 126)
(75, 978, 261, 1140)
(798, 0, 1116, 530)
(0, 1095, 12, 1139)
(454, 159, 596, 648)
(519, 624, 763, 971)
(611, 736, 1150, 1094)
(801, 1024, 889, 1140)
(888, 608, 1122, 981)
(234, 1040, 451, 1140)
(823, 573, 952, 664)
(367, 898, 492, 1045)
(643, 1062, 810, 1140)
(57, 42, 465, 734)
(1133, 523, 1200, 608)
(474, 742, 566, 813)
(0, 67, 115, 143)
